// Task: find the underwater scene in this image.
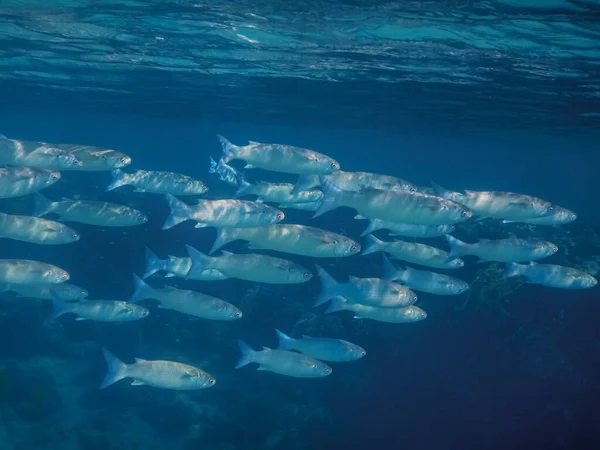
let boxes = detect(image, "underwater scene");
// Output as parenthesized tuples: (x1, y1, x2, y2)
(1, 1, 600, 449)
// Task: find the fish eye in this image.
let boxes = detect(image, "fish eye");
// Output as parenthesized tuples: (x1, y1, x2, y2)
(101, 154, 108, 160)
(330, 162, 336, 168)
(51, 173, 59, 180)
(410, 187, 417, 192)
(120, 157, 127, 164)
(552, 245, 558, 252)
(303, 272, 311, 278)
(311, 363, 317, 369)
(413, 295, 418, 302)
(44, 270, 52, 277)
(137, 214, 146, 221)
(209, 378, 216, 385)
(61, 273, 69, 281)
(461, 210, 469, 217)
(234, 311, 242, 318)
(350, 245, 358, 252)
(277, 212, 284, 220)
(325, 367, 332, 373)
(72, 232, 79, 240)
(547, 205, 555, 212)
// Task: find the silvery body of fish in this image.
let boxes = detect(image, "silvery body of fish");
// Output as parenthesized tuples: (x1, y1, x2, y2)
(0, 212, 79, 245)
(504, 262, 597, 289)
(0, 283, 88, 301)
(325, 298, 427, 323)
(162, 194, 284, 230)
(432, 183, 557, 222)
(294, 170, 416, 194)
(314, 265, 417, 308)
(130, 275, 242, 321)
(503, 206, 577, 226)
(101, 349, 215, 390)
(107, 169, 208, 196)
(446, 236, 558, 263)
(0, 167, 60, 198)
(210, 224, 360, 258)
(234, 177, 323, 204)
(363, 234, 464, 269)
(142, 247, 227, 281)
(51, 298, 149, 322)
(218, 135, 340, 175)
(381, 255, 469, 296)
(33, 193, 148, 227)
(53, 144, 132, 171)
(209, 156, 240, 187)
(0, 259, 69, 285)
(278, 201, 321, 212)
(275, 329, 366, 362)
(236, 341, 332, 378)
(0, 135, 83, 170)
(186, 246, 312, 284)
(315, 180, 471, 225)
(360, 219, 455, 238)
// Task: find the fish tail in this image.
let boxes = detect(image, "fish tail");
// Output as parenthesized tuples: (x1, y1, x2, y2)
(503, 262, 525, 279)
(99, 348, 129, 389)
(162, 194, 193, 230)
(360, 219, 380, 237)
(208, 156, 218, 174)
(235, 340, 256, 369)
(312, 179, 344, 219)
(142, 247, 165, 279)
(381, 254, 401, 281)
(32, 192, 53, 217)
(210, 228, 236, 255)
(313, 265, 340, 307)
(217, 135, 238, 164)
(431, 181, 447, 197)
(324, 297, 347, 314)
(274, 329, 294, 350)
(361, 234, 384, 255)
(185, 245, 213, 278)
(233, 173, 253, 199)
(129, 274, 154, 303)
(49, 293, 70, 322)
(292, 174, 320, 195)
(445, 235, 469, 262)
(106, 169, 128, 192)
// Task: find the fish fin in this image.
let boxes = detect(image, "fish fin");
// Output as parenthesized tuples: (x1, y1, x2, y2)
(142, 246, 166, 279)
(243, 164, 255, 169)
(208, 156, 218, 174)
(74, 317, 87, 321)
(235, 340, 256, 369)
(381, 254, 401, 280)
(99, 348, 129, 389)
(129, 274, 154, 303)
(445, 235, 469, 262)
(348, 275, 360, 282)
(210, 228, 237, 254)
(430, 181, 446, 197)
(248, 140, 260, 145)
(217, 135, 238, 164)
(314, 265, 340, 307)
(502, 220, 516, 224)
(292, 174, 320, 194)
(361, 234, 384, 256)
(312, 179, 345, 219)
(32, 192, 53, 217)
(134, 357, 147, 363)
(49, 293, 69, 322)
(194, 222, 209, 228)
(185, 245, 213, 278)
(257, 366, 268, 371)
(254, 198, 265, 204)
(105, 169, 128, 191)
(233, 173, 254, 199)
(353, 315, 365, 320)
(360, 219, 380, 237)
(131, 380, 145, 386)
(162, 194, 193, 230)
(164, 273, 176, 278)
(324, 297, 347, 314)
(503, 262, 525, 279)
(476, 258, 492, 264)
(274, 329, 294, 350)
(220, 250, 234, 256)
(246, 244, 262, 250)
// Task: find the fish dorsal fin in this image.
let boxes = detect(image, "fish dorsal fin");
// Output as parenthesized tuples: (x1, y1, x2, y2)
(220, 250, 235, 256)
(354, 214, 367, 219)
(134, 357, 147, 363)
(244, 164, 255, 169)
(248, 140, 260, 145)
(131, 380, 145, 386)
(464, 190, 476, 195)
(261, 346, 272, 352)
(60, 196, 74, 202)
(348, 275, 360, 282)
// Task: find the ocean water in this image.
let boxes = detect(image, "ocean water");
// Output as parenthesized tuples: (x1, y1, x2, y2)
(1, 1, 600, 449)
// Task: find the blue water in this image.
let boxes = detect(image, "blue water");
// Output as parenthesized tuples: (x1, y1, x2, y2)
(1, 1, 600, 449)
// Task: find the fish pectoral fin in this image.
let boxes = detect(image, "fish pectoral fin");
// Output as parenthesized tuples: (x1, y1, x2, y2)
(164, 273, 175, 278)
(353, 315, 364, 320)
(131, 380, 146, 386)
(244, 164, 256, 169)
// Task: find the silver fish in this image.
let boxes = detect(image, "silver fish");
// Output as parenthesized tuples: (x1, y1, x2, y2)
(54, 144, 131, 171)
(503, 206, 577, 226)
(0, 135, 83, 170)
(209, 156, 240, 187)
(446, 236, 558, 263)
(0, 283, 88, 301)
(100, 349, 215, 390)
(218, 135, 340, 175)
(325, 298, 427, 323)
(275, 329, 366, 362)
(142, 247, 227, 280)
(503, 262, 597, 289)
(294, 170, 416, 194)
(278, 201, 321, 212)
(360, 219, 455, 238)
(0, 212, 79, 245)
(106, 169, 208, 196)
(235, 176, 323, 205)
(0, 259, 69, 285)
(236, 340, 332, 378)
(51, 298, 149, 322)
(0, 167, 60, 198)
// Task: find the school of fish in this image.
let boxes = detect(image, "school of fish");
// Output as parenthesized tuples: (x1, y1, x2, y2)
(0, 132, 595, 390)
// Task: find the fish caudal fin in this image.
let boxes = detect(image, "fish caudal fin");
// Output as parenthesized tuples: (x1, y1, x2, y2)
(292, 174, 320, 195)
(360, 219, 380, 237)
(235, 340, 256, 369)
(32, 192, 53, 217)
(142, 247, 165, 279)
(312, 179, 345, 219)
(362, 234, 384, 256)
(233, 174, 253, 199)
(129, 274, 154, 303)
(106, 169, 128, 192)
(185, 245, 213, 278)
(313, 265, 340, 307)
(99, 348, 129, 389)
(381, 254, 401, 281)
(431, 182, 447, 197)
(274, 329, 294, 350)
(503, 262, 525, 279)
(49, 293, 70, 322)
(210, 228, 237, 255)
(162, 194, 193, 230)
(445, 235, 469, 262)
(324, 297, 347, 314)
(217, 135, 238, 164)
(208, 156, 218, 174)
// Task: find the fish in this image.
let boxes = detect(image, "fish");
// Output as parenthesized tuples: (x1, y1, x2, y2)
(445, 236, 559, 263)
(503, 206, 577, 226)
(315, 180, 471, 225)
(278, 201, 321, 212)
(100, 348, 216, 390)
(294, 170, 416, 194)
(33, 193, 148, 227)
(432, 183, 557, 222)
(360, 219, 455, 238)
(314, 265, 417, 308)
(218, 135, 340, 175)
(129, 275, 242, 321)
(210, 224, 360, 257)
(53, 144, 132, 171)
(274, 329, 366, 362)
(50, 297, 149, 322)
(325, 298, 427, 323)
(503, 262, 597, 289)
(363, 234, 464, 269)
(162, 194, 284, 230)
(106, 169, 209, 196)
(0, 212, 79, 245)
(0, 259, 69, 285)
(0, 167, 60, 199)
(235, 340, 332, 378)
(234, 175, 323, 205)
(381, 255, 469, 296)
(186, 245, 312, 284)
(208, 156, 240, 187)
(0, 283, 88, 301)
(0, 135, 83, 170)
(142, 247, 227, 280)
